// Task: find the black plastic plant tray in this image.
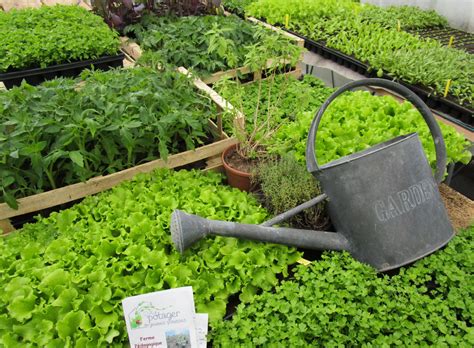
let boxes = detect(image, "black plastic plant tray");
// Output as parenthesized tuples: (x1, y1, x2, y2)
(389, 78, 474, 131)
(0, 53, 125, 89)
(409, 27, 474, 54)
(283, 28, 370, 76)
(282, 28, 473, 131)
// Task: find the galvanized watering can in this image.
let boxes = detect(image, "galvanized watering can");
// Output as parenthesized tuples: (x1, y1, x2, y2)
(170, 79, 454, 271)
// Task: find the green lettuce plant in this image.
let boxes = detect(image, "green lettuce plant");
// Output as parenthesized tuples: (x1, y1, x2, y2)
(0, 169, 301, 346)
(267, 90, 472, 169)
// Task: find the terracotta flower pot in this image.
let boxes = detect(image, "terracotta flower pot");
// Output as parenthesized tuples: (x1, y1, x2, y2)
(222, 144, 251, 192)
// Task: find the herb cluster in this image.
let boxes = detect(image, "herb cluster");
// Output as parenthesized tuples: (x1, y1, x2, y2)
(1, 67, 215, 207)
(0, 5, 120, 72)
(268, 90, 472, 169)
(0, 169, 301, 346)
(212, 225, 474, 346)
(253, 155, 328, 229)
(246, 0, 474, 108)
(216, 74, 334, 134)
(125, 14, 301, 76)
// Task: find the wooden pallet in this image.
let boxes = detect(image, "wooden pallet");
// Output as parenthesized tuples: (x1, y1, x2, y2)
(0, 68, 244, 234)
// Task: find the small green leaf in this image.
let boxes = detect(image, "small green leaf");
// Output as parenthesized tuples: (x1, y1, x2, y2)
(2, 189, 18, 210)
(56, 311, 85, 340)
(69, 151, 84, 168)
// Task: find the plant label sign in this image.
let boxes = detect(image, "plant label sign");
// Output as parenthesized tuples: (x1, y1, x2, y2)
(122, 286, 208, 348)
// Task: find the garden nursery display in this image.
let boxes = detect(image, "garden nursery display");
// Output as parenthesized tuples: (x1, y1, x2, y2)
(0, 1, 473, 347)
(170, 78, 454, 272)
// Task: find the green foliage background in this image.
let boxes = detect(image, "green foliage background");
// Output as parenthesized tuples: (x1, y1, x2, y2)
(246, 0, 474, 108)
(213, 225, 474, 346)
(268, 90, 472, 169)
(126, 14, 301, 76)
(0, 5, 120, 72)
(0, 169, 301, 346)
(0, 67, 214, 207)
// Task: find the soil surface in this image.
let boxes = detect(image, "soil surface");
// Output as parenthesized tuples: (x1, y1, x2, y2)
(224, 147, 260, 174)
(439, 184, 474, 231)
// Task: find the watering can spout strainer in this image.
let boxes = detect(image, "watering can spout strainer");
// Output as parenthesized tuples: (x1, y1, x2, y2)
(170, 79, 454, 272)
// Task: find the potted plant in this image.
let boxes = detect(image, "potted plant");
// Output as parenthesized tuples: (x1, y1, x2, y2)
(218, 60, 302, 190)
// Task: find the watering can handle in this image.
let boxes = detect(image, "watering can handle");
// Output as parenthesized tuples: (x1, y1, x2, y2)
(306, 78, 447, 184)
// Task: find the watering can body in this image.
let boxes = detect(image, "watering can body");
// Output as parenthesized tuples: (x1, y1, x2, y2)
(304, 78, 454, 271)
(170, 78, 454, 272)
(315, 133, 453, 271)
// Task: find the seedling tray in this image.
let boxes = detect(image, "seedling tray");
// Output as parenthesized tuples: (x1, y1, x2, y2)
(291, 30, 369, 76)
(120, 15, 304, 86)
(0, 67, 244, 234)
(408, 27, 474, 54)
(281, 28, 473, 131)
(0, 53, 125, 89)
(373, 71, 474, 131)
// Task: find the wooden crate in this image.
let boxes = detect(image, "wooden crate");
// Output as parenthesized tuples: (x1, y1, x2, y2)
(120, 13, 305, 85)
(200, 15, 305, 85)
(0, 67, 244, 234)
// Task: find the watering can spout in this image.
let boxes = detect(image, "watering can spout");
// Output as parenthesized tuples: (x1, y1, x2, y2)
(171, 210, 350, 253)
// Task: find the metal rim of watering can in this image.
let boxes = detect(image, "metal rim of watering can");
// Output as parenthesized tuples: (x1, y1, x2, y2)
(305, 78, 447, 184)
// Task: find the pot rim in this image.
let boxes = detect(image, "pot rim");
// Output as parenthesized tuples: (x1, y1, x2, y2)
(222, 143, 252, 178)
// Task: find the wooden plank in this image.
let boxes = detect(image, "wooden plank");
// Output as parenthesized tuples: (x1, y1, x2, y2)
(203, 163, 224, 173)
(122, 56, 135, 69)
(1, 0, 92, 11)
(0, 219, 15, 234)
(204, 155, 223, 172)
(179, 67, 245, 130)
(201, 57, 297, 85)
(120, 37, 143, 61)
(78, 0, 91, 10)
(0, 136, 238, 220)
(242, 68, 302, 86)
(297, 258, 311, 266)
(246, 16, 305, 48)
